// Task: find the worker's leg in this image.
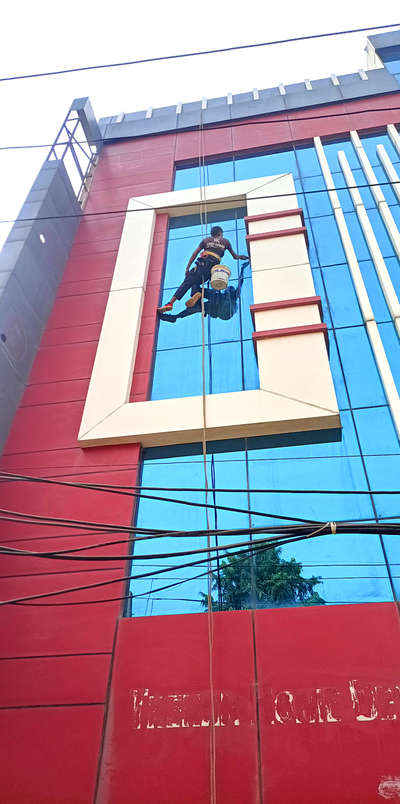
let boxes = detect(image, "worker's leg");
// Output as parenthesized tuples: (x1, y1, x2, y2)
(157, 260, 212, 314)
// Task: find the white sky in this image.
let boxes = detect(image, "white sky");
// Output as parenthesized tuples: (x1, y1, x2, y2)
(1, 1, 399, 250)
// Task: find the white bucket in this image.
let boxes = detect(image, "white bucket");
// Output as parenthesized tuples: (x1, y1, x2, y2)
(210, 264, 231, 290)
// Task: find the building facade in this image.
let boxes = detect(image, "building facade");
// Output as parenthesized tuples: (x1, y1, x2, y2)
(1, 29, 400, 803)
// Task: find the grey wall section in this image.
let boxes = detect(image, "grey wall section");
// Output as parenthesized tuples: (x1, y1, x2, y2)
(99, 65, 400, 143)
(0, 160, 81, 453)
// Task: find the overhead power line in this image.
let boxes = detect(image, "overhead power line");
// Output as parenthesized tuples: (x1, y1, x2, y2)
(1, 178, 400, 228)
(0, 24, 398, 83)
(1, 469, 400, 495)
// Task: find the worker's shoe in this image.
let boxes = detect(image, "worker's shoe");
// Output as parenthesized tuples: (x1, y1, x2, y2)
(186, 292, 202, 308)
(157, 302, 174, 313)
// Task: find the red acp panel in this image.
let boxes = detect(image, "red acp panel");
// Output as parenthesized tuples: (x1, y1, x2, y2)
(96, 612, 260, 804)
(0, 653, 110, 706)
(255, 603, 400, 804)
(0, 705, 104, 804)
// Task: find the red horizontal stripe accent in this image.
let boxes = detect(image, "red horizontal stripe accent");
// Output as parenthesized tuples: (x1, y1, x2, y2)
(252, 322, 328, 349)
(244, 208, 305, 230)
(250, 295, 322, 320)
(246, 226, 308, 243)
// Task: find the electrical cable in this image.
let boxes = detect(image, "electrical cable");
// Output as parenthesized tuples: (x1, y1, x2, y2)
(2, 178, 400, 226)
(0, 24, 398, 83)
(2, 469, 400, 495)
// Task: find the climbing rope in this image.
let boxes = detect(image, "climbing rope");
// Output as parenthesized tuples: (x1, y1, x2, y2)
(198, 114, 217, 804)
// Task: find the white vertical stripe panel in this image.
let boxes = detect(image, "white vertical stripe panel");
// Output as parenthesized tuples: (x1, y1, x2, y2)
(315, 135, 400, 438)
(377, 144, 400, 204)
(366, 321, 400, 438)
(176, 102, 182, 115)
(304, 79, 312, 91)
(338, 150, 400, 335)
(387, 124, 400, 156)
(201, 97, 207, 110)
(252, 88, 260, 100)
(145, 107, 153, 119)
(330, 74, 340, 86)
(278, 83, 286, 95)
(351, 130, 400, 261)
(358, 68, 368, 80)
(314, 137, 373, 321)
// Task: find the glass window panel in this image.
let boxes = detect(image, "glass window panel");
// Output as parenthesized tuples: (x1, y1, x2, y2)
(240, 274, 256, 341)
(157, 299, 204, 350)
(358, 260, 390, 323)
(364, 455, 400, 519)
(380, 534, 400, 600)
(353, 406, 400, 456)
(378, 322, 400, 389)
(163, 234, 202, 289)
(373, 164, 398, 206)
(322, 264, 363, 327)
(208, 300, 242, 344)
(365, 209, 395, 257)
(210, 341, 244, 394)
(328, 331, 349, 410)
(302, 175, 333, 217)
(294, 178, 306, 216)
(174, 165, 201, 191)
(206, 159, 234, 185)
(385, 256, 400, 299)
(235, 149, 298, 182)
(323, 138, 359, 172)
(247, 408, 359, 459)
(295, 144, 322, 178)
(277, 531, 392, 606)
(311, 268, 332, 328)
(248, 455, 374, 526)
(343, 212, 370, 261)
(335, 326, 386, 408)
(360, 132, 400, 167)
(310, 215, 346, 265)
(242, 339, 260, 391)
(151, 345, 205, 400)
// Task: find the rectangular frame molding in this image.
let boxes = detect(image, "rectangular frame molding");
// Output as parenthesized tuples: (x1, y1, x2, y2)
(78, 175, 340, 448)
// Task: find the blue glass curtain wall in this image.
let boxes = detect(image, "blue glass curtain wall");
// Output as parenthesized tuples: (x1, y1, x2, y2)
(152, 207, 258, 400)
(128, 129, 400, 617)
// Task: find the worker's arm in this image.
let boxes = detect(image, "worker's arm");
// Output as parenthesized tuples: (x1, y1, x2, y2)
(185, 245, 203, 274)
(226, 240, 248, 261)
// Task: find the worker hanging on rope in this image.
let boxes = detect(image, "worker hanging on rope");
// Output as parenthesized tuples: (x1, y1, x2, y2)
(157, 226, 248, 314)
(159, 259, 250, 323)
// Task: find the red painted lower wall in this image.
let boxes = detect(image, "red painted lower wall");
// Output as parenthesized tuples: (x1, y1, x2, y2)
(97, 604, 400, 804)
(1, 93, 400, 802)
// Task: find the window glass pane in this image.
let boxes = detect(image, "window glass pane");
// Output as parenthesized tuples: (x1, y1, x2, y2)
(311, 268, 332, 328)
(210, 341, 244, 394)
(206, 159, 234, 185)
(323, 138, 359, 172)
(310, 215, 346, 265)
(174, 165, 201, 190)
(364, 455, 400, 519)
(365, 209, 395, 257)
(247, 408, 359, 459)
(360, 132, 400, 167)
(242, 339, 260, 390)
(343, 212, 370, 261)
(322, 264, 363, 327)
(151, 345, 205, 400)
(358, 260, 391, 323)
(353, 406, 399, 455)
(248, 455, 373, 524)
(328, 331, 349, 410)
(378, 322, 400, 389)
(302, 175, 333, 216)
(385, 256, 400, 300)
(295, 144, 322, 178)
(335, 326, 386, 407)
(235, 149, 298, 181)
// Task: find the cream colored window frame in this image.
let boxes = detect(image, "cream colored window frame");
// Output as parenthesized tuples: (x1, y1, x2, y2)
(78, 175, 339, 448)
